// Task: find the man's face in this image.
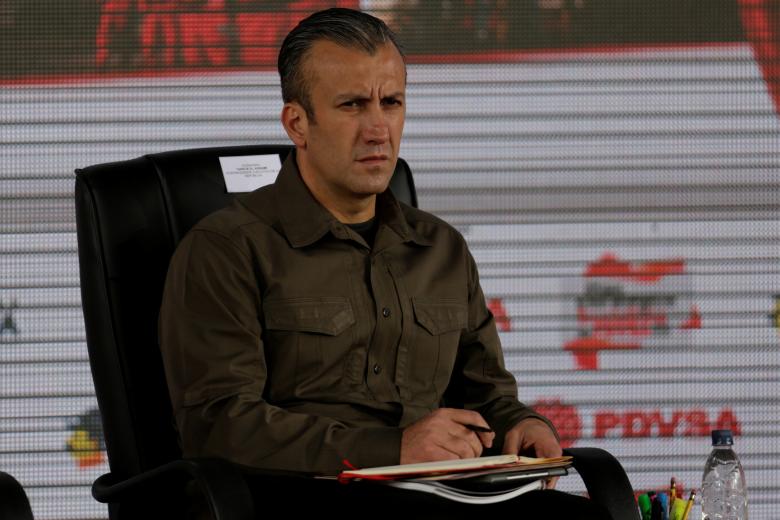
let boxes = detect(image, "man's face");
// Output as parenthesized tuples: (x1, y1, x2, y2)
(285, 40, 406, 218)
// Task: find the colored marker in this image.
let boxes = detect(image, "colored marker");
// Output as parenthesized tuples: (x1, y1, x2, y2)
(638, 493, 652, 520)
(657, 492, 670, 520)
(670, 498, 686, 520)
(651, 495, 664, 520)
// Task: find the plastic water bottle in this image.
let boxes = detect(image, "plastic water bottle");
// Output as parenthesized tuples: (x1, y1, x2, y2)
(701, 429, 748, 520)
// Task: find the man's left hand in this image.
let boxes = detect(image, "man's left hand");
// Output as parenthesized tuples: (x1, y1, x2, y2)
(502, 418, 563, 488)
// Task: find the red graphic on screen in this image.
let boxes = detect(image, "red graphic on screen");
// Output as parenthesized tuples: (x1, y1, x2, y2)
(528, 402, 739, 444)
(594, 408, 741, 439)
(179, 0, 230, 67)
(739, 0, 780, 115)
(565, 253, 700, 370)
(681, 305, 702, 329)
(95, 0, 133, 67)
(487, 298, 512, 332)
(93, 0, 359, 69)
(532, 398, 581, 448)
(139, 0, 179, 67)
(583, 253, 684, 284)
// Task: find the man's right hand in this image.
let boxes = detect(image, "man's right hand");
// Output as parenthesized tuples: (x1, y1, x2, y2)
(400, 408, 495, 464)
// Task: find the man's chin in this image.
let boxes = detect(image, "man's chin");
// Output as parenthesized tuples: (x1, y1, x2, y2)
(350, 180, 392, 197)
(351, 167, 394, 194)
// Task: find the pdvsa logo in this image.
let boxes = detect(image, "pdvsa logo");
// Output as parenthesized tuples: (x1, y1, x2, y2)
(594, 408, 740, 439)
(532, 399, 581, 448)
(532, 398, 741, 445)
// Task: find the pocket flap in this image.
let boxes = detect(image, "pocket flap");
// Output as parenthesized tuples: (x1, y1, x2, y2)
(412, 297, 468, 335)
(264, 297, 355, 336)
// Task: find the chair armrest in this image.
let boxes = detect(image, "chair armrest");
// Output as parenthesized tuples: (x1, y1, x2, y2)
(564, 447, 639, 520)
(0, 471, 34, 520)
(93, 459, 254, 520)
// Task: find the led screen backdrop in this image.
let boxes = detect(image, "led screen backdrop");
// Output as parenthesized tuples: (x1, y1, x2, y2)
(1, 1, 779, 518)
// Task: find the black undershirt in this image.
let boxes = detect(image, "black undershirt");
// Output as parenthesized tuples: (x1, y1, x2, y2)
(346, 217, 378, 247)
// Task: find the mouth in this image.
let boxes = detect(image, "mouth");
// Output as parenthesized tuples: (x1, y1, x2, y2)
(356, 154, 389, 165)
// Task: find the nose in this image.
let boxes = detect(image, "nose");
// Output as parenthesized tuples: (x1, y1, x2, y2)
(361, 103, 389, 144)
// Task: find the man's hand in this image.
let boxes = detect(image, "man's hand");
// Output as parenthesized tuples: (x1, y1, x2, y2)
(502, 418, 563, 488)
(400, 408, 496, 465)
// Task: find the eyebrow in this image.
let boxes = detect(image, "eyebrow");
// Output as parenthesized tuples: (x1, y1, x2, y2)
(334, 91, 405, 103)
(382, 91, 405, 100)
(333, 93, 366, 103)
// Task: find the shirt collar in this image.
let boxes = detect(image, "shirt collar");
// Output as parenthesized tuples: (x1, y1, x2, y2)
(243, 150, 432, 249)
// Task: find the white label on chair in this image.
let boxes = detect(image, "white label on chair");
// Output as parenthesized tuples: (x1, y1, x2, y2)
(219, 154, 282, 193)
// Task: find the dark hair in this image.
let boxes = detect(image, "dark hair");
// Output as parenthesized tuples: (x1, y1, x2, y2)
(278, 8, 405, 119)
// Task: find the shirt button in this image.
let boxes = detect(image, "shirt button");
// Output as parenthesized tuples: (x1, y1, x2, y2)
(373, 364, 382, 375)
(382, 307, 391, 318)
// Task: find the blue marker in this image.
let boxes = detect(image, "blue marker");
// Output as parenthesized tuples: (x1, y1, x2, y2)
(657, 492, 670, 520)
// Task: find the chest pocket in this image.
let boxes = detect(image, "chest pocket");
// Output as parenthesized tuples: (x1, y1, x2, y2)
(262, 297, 356, 398)
(264, 297, 355, 335)
(410, 297, 468, 394)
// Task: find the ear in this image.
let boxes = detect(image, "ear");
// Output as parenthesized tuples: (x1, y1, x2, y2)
(281, 102, 309, 148)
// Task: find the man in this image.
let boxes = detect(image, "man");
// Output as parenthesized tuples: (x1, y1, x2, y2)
(159, 8, 609, 518)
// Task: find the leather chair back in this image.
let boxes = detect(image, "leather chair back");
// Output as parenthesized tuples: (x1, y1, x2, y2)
(75, 145, 417, 480)
(0, 471, 34, 520)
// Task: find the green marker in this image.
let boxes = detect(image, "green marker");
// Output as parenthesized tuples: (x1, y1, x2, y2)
(638, 493, 653, 520)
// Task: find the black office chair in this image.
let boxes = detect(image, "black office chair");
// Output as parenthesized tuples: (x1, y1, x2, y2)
(75, 145, 638, 520)
(0, 471, 34, 520)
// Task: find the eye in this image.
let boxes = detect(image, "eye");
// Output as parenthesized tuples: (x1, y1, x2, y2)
(382, 97, 403, 107)
(340, 99, 364, 109)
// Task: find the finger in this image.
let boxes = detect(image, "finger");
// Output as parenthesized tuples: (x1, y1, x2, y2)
(425, 445, 464, 462)
(476, 430, 495, 448)
(512, 419, 562, 458)
(443, 408, 491, 431)
(532, 435, 563, 458)
(545, 476, 559, 489)
(452, 430, 483, 459)
(444, 432, 482, 459)
(502, 431, 520, 455)
(453, 422, 494, 449)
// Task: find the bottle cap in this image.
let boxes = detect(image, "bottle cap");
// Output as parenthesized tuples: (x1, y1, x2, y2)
(711, 429, 734, 446)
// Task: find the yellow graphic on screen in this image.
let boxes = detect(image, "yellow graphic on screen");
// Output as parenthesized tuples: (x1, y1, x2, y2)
(66, 408, 106, 468)
(67, 430, 104, 468)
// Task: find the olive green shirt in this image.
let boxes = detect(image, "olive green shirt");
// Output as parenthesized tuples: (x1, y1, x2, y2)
(159, 153, 550, 475)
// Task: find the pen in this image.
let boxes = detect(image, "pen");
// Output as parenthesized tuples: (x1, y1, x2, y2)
(670, 477, 677, 505)
(466, 424, 494, 433)
(682, 490, 696, 520)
